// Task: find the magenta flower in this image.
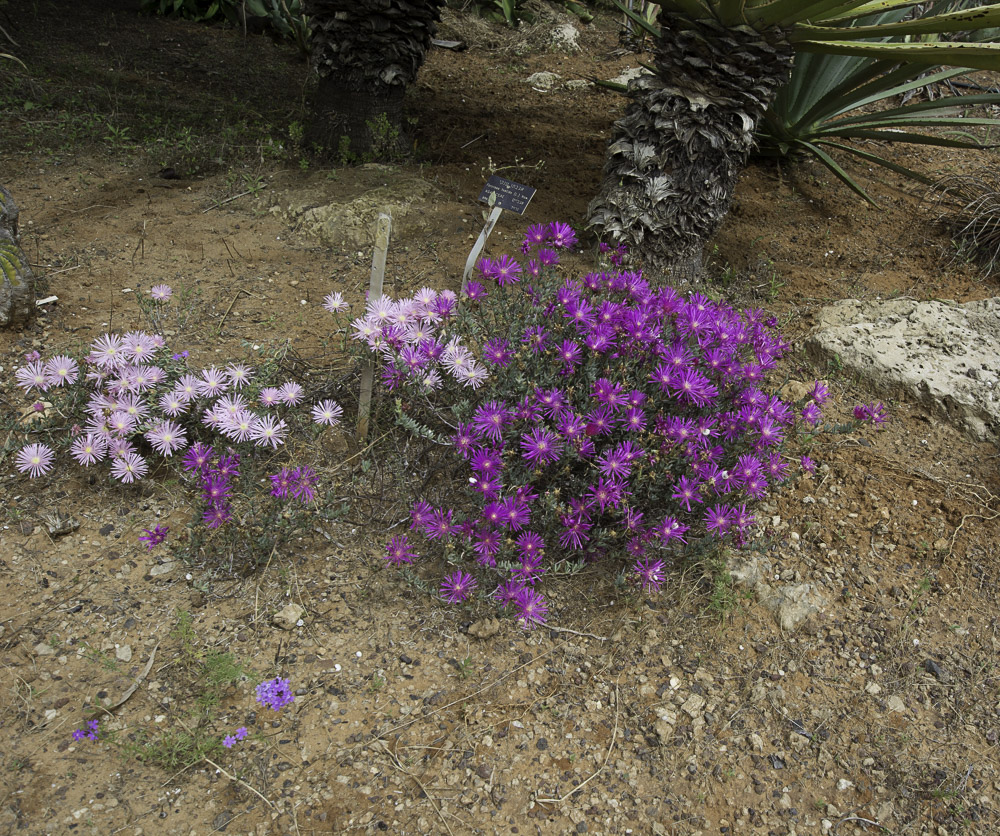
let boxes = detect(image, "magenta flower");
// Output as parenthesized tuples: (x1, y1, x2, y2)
(483, 338, 514, 368)
(202, 505, 231, 528)
(290, 466, 318, 503)
(470, 447, 503, 479)
(472, 400, 510, 443)
(494, 254, 522, 287)
(269, 468, 293, 499)
(520, 428, 563, 466)
(547, 221, 577, 249)
(440, 570, 477, 603)
(704, 504, 734, 537)
(139, 524, 169, 549)
(15, 443, 55, 478)
(810, 380, 830, 404)
(800, 455, 816, 473)
(385, 534, 417, 566)
(423, 508, 454, 540)
(513, 587, 548, 628)
(521, 325, 548, 354)
(633, 557, 665, 593)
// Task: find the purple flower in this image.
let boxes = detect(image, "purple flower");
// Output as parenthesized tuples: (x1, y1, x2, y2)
(499, 497, 531, 531)
(440, 570, 477, 603)
(139, 525, 169, 549)
(472, 400, 511, 443)
(596, 446, 632, 480)
(90, 334, 126, 369)
(385, 534, 417, 565)
(513, 586, 548, 628)
(223, 735, 237, 748)
(483, 338, 514, 368)
(235, 726, 248, 740)
(800, 455, 816, 474)
(515, 531, 544, 561)
(586, 477, 622, 513)
(71, 433, 107, 466)
(801, 401, 821, 426)
(44, 355, 79, 387)
(183, 443, 214, 473)
(150, 283, 173, 301)
(263, 469, 291, 501)
(810, 380, 830, 404)
(557, 339, 582, 370)
(290, 466, 318, 503)
(197, 366, 229, 398)
(494, 254, 522, 287)
(14, 360, 49, 393)
(256, 677, 294, 711)
(259, 387, 282, 407)
(671, 475, 701, 512)
(520, 428, 563, 466)
(423, 508, 454, 540)
(463, 280, 487, 301)
(470, 446, 503, 479)
(704, 504, 735, 537)
(558, 511, 592, 550)
(521, 325, 548, 354)
(323, 291, 348, 313)
(548, 221, 577, 249)
(15, 443, 55, 478)
(633, 557, 665, 593)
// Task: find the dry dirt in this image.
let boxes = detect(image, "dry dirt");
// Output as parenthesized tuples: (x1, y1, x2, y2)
(2, 2, 1000, 835)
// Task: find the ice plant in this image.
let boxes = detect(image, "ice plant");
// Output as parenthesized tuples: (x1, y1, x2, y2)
(139, 525, 169, 549)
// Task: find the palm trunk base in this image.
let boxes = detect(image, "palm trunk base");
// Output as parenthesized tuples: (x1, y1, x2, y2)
(307, 74, 407, 162)
(0, 186, 36, 329)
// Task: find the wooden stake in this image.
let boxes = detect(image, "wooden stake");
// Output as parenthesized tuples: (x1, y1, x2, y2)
(357, 213, 391, 441)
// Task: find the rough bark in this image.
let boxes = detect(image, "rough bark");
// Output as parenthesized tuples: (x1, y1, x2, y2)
(305, 0, 443, 160)
(588, 13, 792, 282)
(0, 185, 36, 329)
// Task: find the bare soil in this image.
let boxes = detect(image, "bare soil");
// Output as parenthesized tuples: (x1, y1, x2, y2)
(2, 2, 1000, 835)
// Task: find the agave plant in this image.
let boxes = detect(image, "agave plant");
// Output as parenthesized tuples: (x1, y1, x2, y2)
(305, 0, 444, 160)
(589, 1, 1000, 278)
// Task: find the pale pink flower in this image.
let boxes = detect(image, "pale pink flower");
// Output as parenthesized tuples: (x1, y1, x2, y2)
(15, 443, 54, 478)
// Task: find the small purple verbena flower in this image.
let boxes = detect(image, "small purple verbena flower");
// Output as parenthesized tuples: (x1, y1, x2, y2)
(223, 735, 237, 749)
(440, 570, 478, 603)
(235, 726, 248, 740)
(256, 677, 294, 711)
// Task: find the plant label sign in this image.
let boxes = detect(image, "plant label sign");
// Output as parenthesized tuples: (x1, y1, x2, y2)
(479, 175, 535, 215)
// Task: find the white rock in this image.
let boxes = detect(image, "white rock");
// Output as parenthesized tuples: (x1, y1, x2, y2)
(526, 71, 561, 92)
(837, 778, 854, 791)
(550, 23, 581, 52)
(273, 603, 306, 630)
(887, 695, 906, 713)
(115, 644, 132, 663)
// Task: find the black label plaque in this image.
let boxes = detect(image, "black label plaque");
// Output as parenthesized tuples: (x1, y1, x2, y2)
(479, 175, 536, 215)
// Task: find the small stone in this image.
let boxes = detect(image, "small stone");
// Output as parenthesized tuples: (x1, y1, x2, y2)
(865, 681, 882, 695)
(467, 618, 500, 640)
(681, 693, 705, 718)
(837, 778, 854, 791)
(149, 561, 176, 577)
(887, 695, 906, 713)
(273, 603, 306, 630)
(34, 642, 56, 656)
(115, 644, 132, 662)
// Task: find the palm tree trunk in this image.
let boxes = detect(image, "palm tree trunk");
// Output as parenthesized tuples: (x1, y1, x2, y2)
(305, 0, 444, 160)
(589, 13, 792, 281)
(0, 185, 35, 329)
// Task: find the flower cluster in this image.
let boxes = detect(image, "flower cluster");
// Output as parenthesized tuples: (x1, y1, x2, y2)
(71, 719, 100, 743)
(355, 223, 880, 627)
(255, 677, 294, 711)
(8, 285, 349, 562)
(222, 726, 249, 749)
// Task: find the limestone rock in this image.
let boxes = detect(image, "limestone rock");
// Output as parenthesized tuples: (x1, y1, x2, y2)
(806, 297, 1000, 442)
(467, 617, 500, 640)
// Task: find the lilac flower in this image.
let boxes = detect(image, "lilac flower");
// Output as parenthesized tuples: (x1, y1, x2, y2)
(222, 735, 237, 749)
(71, 433, 107, 466)
(249, 415, 288, 449)
(14, 361, 49, 393)
(15, 443, 55, 478)
(139, 525, 169, 549)
(513, 587, 548, 628)
(520, 428, 563, 466)
(90, 334, 126, 369)
(235, 726, 248, 741)
(278, 381, 304, 406)
(44, 355, 79, 387)
(323, 291, 348, 313)
(197, 367, 229, 398)
(633, 557, 665, 593)
(110, 452, 148, 483)
(221, 410, 255, 443)
(146, 420, 188, 457)
(311, 399, 343, 426)
(123, 331, 157, 363)
(494, 254, 522, 287)
(385, 534, 417, 566)
(225, 363, 254, 389)
(259, 387, 282, 408)
(150, 284, 172, 301)
(256, 677, 294, 711)
(440, 570, 478, 603)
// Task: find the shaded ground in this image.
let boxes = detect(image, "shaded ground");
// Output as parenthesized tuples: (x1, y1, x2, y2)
(1, 2, 1000, 835)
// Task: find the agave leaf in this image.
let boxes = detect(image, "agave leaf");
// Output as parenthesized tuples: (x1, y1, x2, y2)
(794, 39, 1000, 72)
(809, 0, 924, 23)
(797, 5, 1000, 40)
(821, 128, 994, 147)
(829, 91, 1000, 125)
(613, 0, 662, 38)
(797, 139, 882, 205)
(814, 138, 934, 184)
